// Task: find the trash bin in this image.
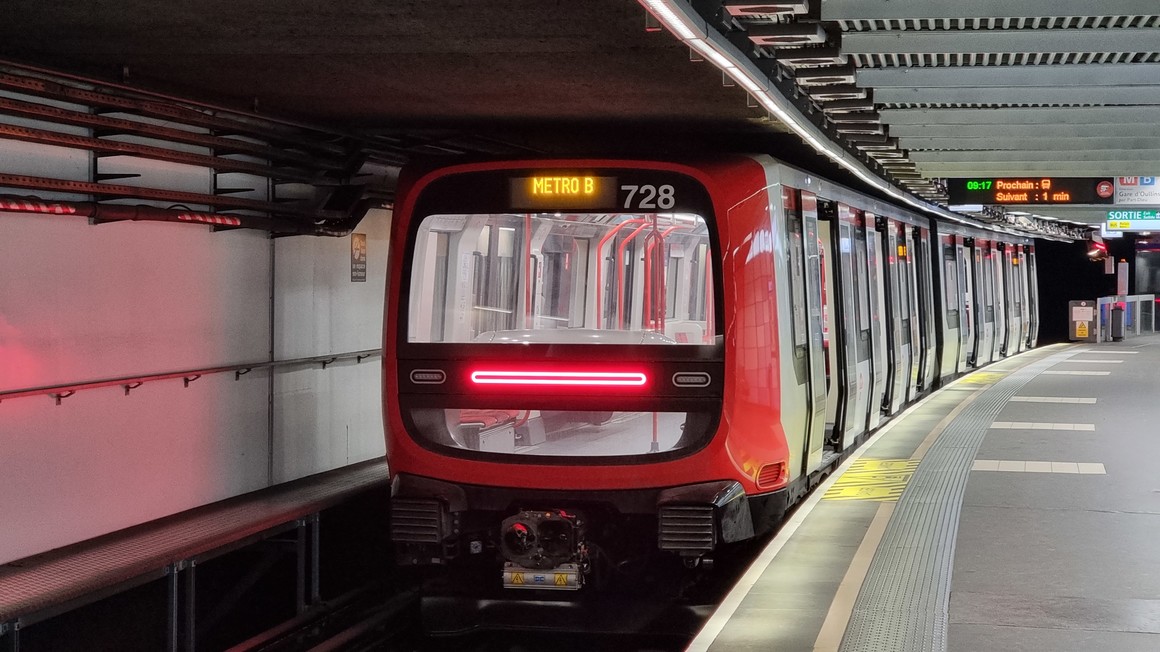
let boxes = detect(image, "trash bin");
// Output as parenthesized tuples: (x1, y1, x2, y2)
(1111, 304, 1125, 341)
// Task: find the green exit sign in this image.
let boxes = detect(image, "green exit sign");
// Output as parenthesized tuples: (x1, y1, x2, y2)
(1107, 209, 1160, 231)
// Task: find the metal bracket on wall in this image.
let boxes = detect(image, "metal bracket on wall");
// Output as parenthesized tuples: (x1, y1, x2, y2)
(51, 391, 75, 406)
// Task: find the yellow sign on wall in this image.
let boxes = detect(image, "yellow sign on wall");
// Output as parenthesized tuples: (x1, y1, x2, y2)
(1076, 322, 1089, 338)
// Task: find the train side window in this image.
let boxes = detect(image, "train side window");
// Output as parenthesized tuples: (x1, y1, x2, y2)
(785, 191, 809, 351)
(943, 245, 959, 314)
(854, 224, 871, 334)
(788, 215, 807, 348)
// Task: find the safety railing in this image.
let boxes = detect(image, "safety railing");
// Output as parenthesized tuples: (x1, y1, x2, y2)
(0, 349, 381, 405)
(1095, 294, 1156, 342)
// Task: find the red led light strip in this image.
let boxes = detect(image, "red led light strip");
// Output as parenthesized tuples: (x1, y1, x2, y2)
(469, 370, 648, 387)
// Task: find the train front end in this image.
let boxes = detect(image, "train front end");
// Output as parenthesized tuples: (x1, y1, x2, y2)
(384, 160, 772, 591)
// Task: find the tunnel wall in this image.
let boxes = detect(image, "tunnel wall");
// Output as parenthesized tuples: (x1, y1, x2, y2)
(0, 203, 388, 564)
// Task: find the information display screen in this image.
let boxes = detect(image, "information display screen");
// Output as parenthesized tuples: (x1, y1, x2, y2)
(947, 177, 1115, 205)
(510, 175, 618, 210)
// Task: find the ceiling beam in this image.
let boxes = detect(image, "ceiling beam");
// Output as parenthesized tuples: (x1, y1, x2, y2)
(840, 28, 1160, 55)
(909, 149, 1160, 162)
(902, 137, 1160, 151)
(890, 123, 1160, 138)
(821, 0, 1160, 20)
(875, 85, 1160, 105)
(857, 63, 1160, 88)
(881, 106, 1160, 125)
(916, 161, 1160, 175)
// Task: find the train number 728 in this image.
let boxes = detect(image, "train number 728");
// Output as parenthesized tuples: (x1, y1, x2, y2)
(621, 184, 676, 210)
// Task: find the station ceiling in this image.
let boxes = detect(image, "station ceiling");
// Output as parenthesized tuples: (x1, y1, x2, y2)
(6, 0, 1160, 236)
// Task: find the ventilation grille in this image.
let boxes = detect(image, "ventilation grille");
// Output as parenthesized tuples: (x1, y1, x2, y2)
(757, 462, 786, 488)
(390, 498, 444, 544)
(658, 505, 715, 552)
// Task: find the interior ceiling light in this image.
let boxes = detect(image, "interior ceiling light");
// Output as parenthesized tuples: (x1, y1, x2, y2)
(723, 1, 809, 15)
(746, 24, 828, 47)
(637, 0, 1053, 240)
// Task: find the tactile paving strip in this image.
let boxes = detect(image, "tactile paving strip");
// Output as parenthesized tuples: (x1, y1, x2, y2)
(839, 349, 1077, 652)
(0, 459, 388, 624)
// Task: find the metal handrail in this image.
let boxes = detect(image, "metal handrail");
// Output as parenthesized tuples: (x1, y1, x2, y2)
(0, 349, 382, 405)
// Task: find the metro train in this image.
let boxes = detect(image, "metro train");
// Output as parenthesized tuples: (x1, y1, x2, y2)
(383, 156, 1038, 592)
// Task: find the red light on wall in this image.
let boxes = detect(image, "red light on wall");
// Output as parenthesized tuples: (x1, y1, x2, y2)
(469, 370, 648, 387)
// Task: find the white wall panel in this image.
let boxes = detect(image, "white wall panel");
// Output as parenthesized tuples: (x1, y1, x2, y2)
(271, 208, 390, 483)
(0, 135, 388, 565)
(0, 210, 273, 564)
(0, 214, 271, 389)
(0, 374, 269, 563)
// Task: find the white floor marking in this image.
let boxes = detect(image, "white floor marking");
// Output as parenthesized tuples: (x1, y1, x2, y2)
(972, 460, 1106, 474)
(1009, 397, 1097, 404)
(1073, 349, 1138, 354)
(990, 422, 1094, 431)
(1042, 370, 1111, 376)
(1065, 359, 1123, 363)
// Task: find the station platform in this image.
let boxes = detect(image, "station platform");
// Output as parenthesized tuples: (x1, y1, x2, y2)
(689, 337, 1160, 652)
(0, 458, 389, 650)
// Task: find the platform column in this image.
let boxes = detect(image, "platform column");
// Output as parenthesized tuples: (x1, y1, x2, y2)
(1, 621, 19, 652)
(166, 561, 196, 652)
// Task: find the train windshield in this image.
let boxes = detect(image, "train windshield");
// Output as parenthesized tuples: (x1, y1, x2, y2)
(407, 212, 715, 345)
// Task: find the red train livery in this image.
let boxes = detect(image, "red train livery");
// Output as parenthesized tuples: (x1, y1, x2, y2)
(384, 156, 1037, 591)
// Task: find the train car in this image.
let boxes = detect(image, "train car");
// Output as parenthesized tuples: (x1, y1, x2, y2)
(384, 155, 1038, 592)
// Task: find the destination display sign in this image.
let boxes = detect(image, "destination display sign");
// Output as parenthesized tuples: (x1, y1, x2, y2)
(1106, 209, 1160, 232)
(510, 175, 619, 210)
(947, 177, 1115, 205)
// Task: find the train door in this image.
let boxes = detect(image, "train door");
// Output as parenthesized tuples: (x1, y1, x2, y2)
(799, 192, 829, 467)
(1016, 245, 1031, 352)
(998, 242, 1016, 356)
(955, 237, 971, 373)
(904, 225, 923, 396)
(880, 218, 906, 415)
(973, 240, 996, 366)
(781, 188, 825, 475)
(938, 233, 961, 385)
(962, 238, 977, 367)
(818, 218, 840, 438)
(993, 243, 1009, 358)
(819, 201, 866, 447)
(851, 209, 874, 438)
(1027, 244, 1040, 348)
(895, 225, 914, 401)
(916, 228, 938, 392)
(864, 214, 887, 430)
